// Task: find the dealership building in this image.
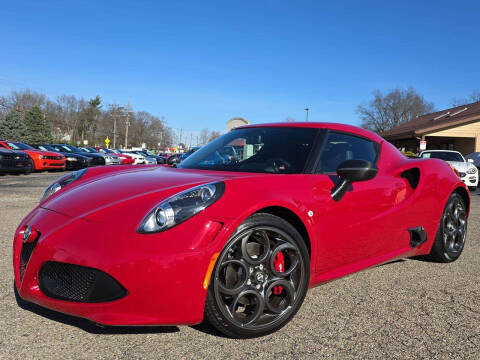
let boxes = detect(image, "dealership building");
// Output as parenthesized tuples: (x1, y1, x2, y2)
(382, 101, 480, 155)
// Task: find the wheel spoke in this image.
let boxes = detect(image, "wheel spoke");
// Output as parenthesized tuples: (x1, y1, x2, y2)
(269, 243, 299, 277)
(265, 280, 295, 314)
(241, 230, 270, 265)
(216, 260, 249, 295)
(231, 289, 265, 325)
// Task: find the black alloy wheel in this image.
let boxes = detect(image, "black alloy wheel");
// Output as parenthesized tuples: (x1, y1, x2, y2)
(428, 192, 467, 262)
(204, 213, 309, 338)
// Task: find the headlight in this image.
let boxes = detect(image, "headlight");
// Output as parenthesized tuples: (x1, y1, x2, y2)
(138, 182, 225, 234)
(40, 169, 87, 202)
(66, 157, 78, 161)
(40, 155, 46, 159)
(467, 167, 477, 174)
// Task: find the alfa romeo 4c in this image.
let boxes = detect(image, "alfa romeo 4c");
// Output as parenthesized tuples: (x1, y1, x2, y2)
(13, 123, 469, 338)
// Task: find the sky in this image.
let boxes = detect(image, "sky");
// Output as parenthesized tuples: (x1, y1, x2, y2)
(1, 0, 480, 135)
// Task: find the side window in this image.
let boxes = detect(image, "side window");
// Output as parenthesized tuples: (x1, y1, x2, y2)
(318, 132, 378, 173)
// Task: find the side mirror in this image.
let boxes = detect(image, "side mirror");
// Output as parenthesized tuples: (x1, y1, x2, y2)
(331, 159, 378, 201)
(467, 159, 474, 163)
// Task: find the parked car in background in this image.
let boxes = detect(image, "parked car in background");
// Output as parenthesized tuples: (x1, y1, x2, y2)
(419, 150, 478, 191)
(113, 149, 146, 165)
(179, 147, 200, 162)
(0, 148, 32, 174)
(96, 148, 135, 165)
(33, 145, 90, 170)
(135, 150, 166, 164)
(130, 151, 157, 165)
(51, 144, 105, 167)
(0, 140, 65, 172)
(465, 152, 480, 170)
(166, 153, 181, 165)
(79, 147, 121, 165)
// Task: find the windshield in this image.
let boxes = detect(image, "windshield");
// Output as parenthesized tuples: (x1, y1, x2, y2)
(180, 127, 318, 174)
(38, 145, 55, 152)
(80, 147, 97, 153)
(421, 151, 464, 162)
(54, 145, 79, 153)
(144, 150, 154, 156)
(7, 142, 33, 150)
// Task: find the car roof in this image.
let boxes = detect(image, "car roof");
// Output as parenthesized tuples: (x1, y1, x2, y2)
(236, 122, 384, 143)
(420, 150, 462, 153)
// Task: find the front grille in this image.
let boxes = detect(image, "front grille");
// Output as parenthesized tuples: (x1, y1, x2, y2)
(19, 238, 38, 280)
(43, 156, 63, 160)
(39, 261, 127, 302)
(1, 159, 26, 169)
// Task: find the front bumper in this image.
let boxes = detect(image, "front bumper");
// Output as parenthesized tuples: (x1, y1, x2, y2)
(0, 158, 29, 172)
(460, 173, 478, 187)
(36, 159, 66, 170)
(13, 207, 226, 325)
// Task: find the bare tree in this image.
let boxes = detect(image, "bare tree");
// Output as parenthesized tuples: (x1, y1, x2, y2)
(199, 128, 210, 145)
(451, 90, 480, 107)
(208, 131, 222, 142)
(357, 87, 435, 134)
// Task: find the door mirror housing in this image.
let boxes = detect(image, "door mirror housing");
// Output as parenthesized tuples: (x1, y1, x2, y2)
(331, 160, 378, 201)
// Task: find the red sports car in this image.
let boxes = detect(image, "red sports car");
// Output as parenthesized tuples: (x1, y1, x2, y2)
(13, 123, 469, 338)
(0, 140, 66, 172)
(96, 147, 135, 165)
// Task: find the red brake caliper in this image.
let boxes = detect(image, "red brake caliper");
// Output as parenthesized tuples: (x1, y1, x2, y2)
(273, 252, 285, 295)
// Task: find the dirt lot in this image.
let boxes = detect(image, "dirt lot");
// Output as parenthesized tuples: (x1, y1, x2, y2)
(0, 172, 479, 359)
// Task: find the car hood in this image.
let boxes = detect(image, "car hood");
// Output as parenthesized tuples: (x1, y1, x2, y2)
(25, 149, 64, 157)
(447, 161, 474, 172)
(0, 149, 28, 157)
(40, 166, 241, 218)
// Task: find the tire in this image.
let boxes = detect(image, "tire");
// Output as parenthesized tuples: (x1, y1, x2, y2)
(427, 192, 467, 263)
(204, 213, 310, 338)
(24, 159, 34, 175)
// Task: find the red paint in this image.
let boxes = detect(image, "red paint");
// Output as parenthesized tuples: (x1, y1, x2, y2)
(13, 123, 469, 326)
(0, 141, 66, 171)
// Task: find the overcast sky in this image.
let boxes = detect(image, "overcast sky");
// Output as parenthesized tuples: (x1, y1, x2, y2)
(1, 0, 479, 132)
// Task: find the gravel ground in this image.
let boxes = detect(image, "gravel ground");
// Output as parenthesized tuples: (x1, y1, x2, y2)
(1, 172, 479, 359)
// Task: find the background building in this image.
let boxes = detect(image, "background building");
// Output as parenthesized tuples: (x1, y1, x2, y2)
(383, 101, 480, 154)
(226, 117, 249, 131)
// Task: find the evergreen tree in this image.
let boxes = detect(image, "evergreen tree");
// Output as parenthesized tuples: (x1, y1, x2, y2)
(24, 105, 52, 143)
(0, 110, 27, 140)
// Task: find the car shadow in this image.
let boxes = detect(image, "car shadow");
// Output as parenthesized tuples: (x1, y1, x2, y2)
(375, 258, 406, 268)
(14, 286, 179, 335)
(190, 321, 230, 338)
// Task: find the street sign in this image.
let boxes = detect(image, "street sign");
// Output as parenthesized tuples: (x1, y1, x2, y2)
(105, 137, 110, 148)
(420, 140, 426, 150)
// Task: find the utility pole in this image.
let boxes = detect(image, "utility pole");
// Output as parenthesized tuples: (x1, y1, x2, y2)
(305, 107, 310, 122)
(178, 128, 183, 148)
(113, 115, 117, 148)
(124, 103, 132, 149)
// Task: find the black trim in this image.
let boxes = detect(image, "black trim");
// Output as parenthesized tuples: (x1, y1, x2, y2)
(39, 261, 127, 303)
(408, 226, 427, 248)
(401, 168, 421, 189)
(303, 129, 327, 174)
